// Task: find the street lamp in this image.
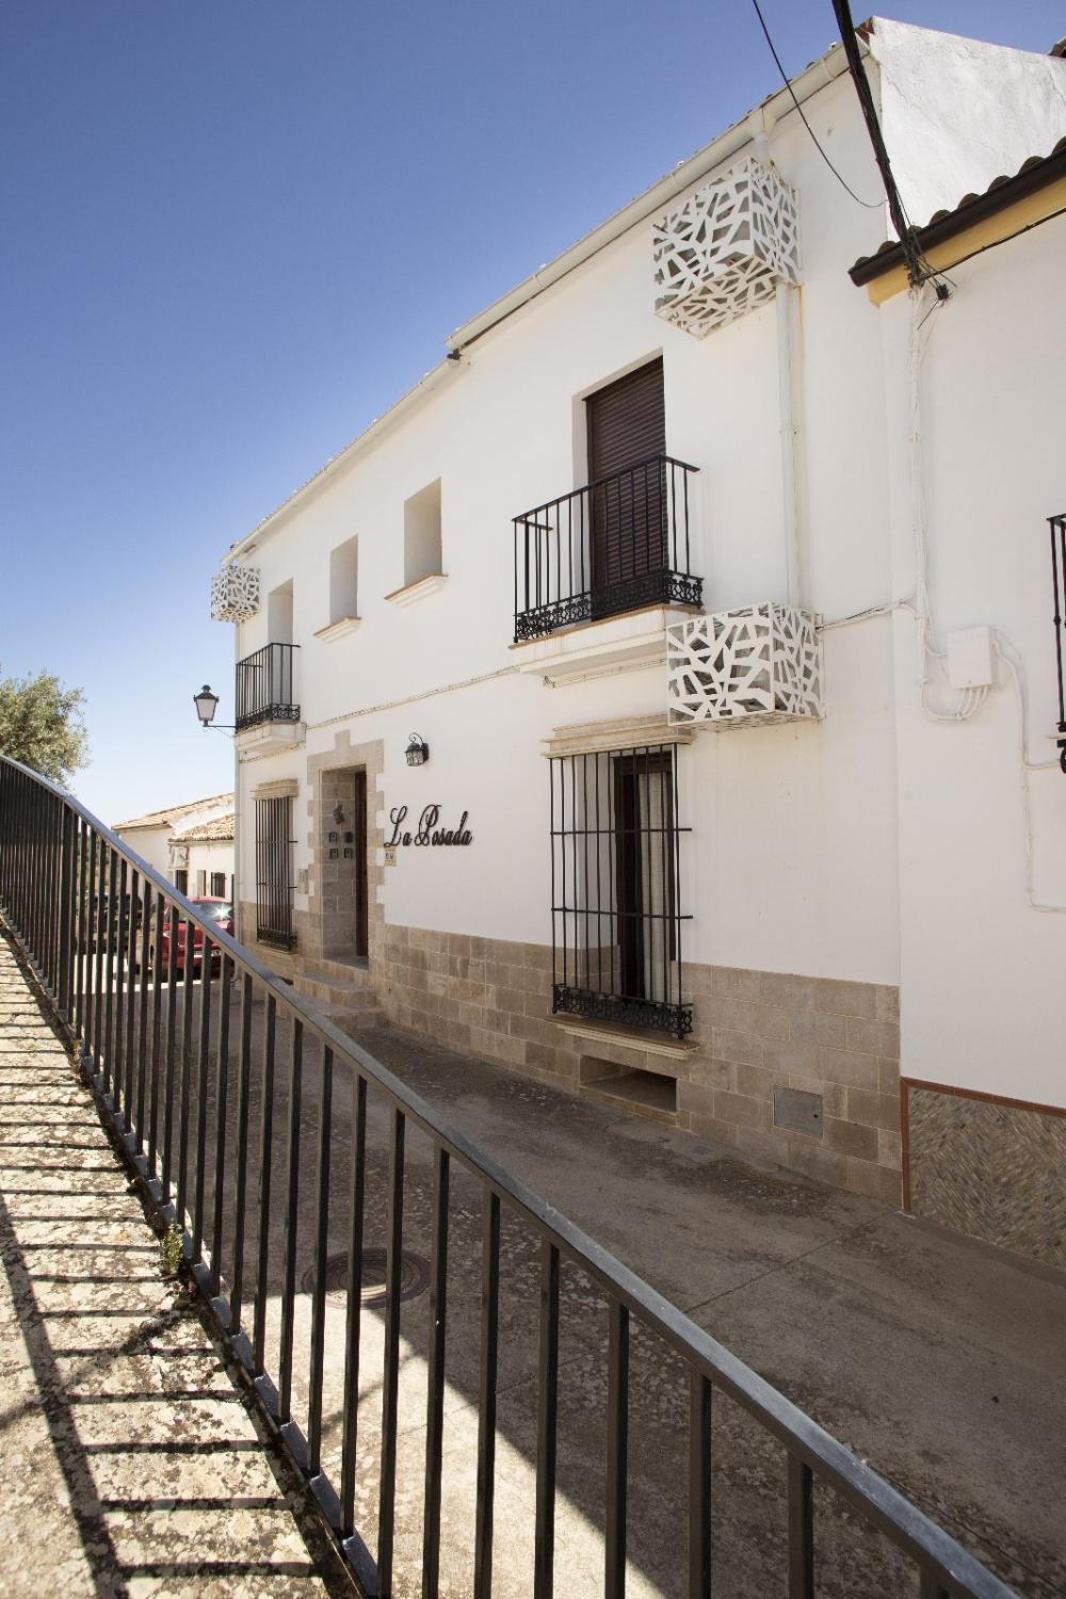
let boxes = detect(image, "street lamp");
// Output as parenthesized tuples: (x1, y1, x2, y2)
(193, 684, 235, 732)
(405, 732, 429, 766)
(194, 684, 219, 725)
(192, 681, 240, 940)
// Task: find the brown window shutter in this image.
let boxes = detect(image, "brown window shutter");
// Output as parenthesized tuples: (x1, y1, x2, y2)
(586, 358, 665, 481)
(586, 359, 667, 604)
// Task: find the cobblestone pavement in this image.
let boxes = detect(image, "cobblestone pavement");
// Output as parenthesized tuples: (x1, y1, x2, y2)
(0, 935, 351, 1599)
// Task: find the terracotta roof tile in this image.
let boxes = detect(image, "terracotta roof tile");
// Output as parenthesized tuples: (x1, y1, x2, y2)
(113, 792, 233, 831)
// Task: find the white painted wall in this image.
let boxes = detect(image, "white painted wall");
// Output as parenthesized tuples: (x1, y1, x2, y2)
(872, 20, 1066, 224)
(880, 213, 1066, 1109)
(113, 824, 171, 879)
(179, 836, 234, 898)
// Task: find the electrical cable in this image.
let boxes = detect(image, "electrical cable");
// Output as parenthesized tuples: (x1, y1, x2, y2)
(906, 282, 983, 722)
(748, 0, 881, 208)
(993, 635, 1066, 914)
(828, 0, 925, 280)
(828, 0, 955, 293)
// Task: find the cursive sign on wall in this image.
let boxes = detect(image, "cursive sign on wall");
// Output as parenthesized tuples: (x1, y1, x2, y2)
(385, 804, 472, 848)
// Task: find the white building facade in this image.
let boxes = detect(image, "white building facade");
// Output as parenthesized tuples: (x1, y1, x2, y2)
(212, 20, 1066, 1265)
(114, 793, 234, 900)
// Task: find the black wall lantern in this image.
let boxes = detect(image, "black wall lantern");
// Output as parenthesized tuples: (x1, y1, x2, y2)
(405, 732, 429, 767)
(194, 684, 220, 726)
(192, 683, 235, 732)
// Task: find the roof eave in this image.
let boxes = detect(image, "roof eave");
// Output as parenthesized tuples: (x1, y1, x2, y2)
(849, 137, 1066, 285)
(445, 37, 861, 353)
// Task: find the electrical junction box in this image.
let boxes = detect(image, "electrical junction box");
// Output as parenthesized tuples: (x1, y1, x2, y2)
(946, 626, 995, 690)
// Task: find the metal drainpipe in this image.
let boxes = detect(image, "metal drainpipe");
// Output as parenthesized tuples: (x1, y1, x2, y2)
(776, 281, 804, 609)
(753, 116, 804, 610)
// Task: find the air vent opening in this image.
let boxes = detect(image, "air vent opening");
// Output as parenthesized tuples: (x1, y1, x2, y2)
(582, 1057, 678, 1118)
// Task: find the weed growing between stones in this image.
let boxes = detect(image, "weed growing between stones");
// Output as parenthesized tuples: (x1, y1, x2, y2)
(160, 1223, 184, 1279)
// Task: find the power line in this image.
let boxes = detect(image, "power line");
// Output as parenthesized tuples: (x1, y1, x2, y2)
(749, 0, 881, 208)
(828, 0, 928, 282)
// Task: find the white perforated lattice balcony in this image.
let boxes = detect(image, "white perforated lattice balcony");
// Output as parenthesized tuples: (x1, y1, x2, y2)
(667, 605, 822, 728)
(210, 563, 261, 622)
(653, 158, 800, 337)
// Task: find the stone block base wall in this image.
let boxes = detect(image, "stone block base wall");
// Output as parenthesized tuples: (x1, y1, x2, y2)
(906, 1083, 1066, 1270)
(676, 964, 901, 1203)
(374, 925, 902, 1206)
(239, 899, 302, 982)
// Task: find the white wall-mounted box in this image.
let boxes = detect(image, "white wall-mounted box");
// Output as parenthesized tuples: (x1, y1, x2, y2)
(946, 626, 995, 689)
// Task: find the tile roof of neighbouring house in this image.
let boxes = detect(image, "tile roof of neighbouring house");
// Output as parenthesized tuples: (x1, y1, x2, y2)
(171, 812, 235, 843)
(113, 793, 234, 832)
(849, 134, 1066, 283)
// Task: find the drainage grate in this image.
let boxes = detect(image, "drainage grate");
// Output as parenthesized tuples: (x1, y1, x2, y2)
(300, 1248, 430, 1310)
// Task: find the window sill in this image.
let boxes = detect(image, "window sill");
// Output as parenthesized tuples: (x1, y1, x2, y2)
(384, 573, 447, 608)
(552, 1015, 697, 1061)
(314, 615, 361, 642)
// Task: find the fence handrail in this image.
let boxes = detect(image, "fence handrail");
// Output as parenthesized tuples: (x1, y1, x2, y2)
(237, 640, 302, 665)
(513, 453, 699, 527)
(0, 750, 1013, 1598)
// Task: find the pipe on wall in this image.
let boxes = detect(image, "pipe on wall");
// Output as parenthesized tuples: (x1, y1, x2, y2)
(776, 282, 805, 608)
(752, 112, 806, 611)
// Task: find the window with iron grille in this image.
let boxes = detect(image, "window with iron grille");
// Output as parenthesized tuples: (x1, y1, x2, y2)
(549, 744, 692, 1038)
(210, 871, 227, 897)
(256, 796, 296, 949)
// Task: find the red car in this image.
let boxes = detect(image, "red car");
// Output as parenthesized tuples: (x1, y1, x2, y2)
(150, 898, 233, 974)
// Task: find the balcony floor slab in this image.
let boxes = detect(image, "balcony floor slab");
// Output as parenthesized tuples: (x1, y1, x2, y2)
(510, 602, 702, 684)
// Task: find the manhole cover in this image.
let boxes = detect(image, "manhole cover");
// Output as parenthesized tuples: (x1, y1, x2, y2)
(301, 1248, 430, 1309)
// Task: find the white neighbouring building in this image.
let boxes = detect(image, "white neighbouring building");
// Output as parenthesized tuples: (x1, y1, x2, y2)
(210, 19, 1066, 1267)
(114, 794, 234, 900)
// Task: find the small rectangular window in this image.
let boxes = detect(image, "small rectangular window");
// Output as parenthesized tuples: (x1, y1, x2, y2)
(174, 868, 188, 895)
(210, 871, 227, 897)
(329, 535, 359, 623)
(267, 579, 294, 644)
(403, 479, 442, 587)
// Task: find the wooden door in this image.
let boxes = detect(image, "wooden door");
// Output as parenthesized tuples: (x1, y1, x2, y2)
(586, 358, 666, 614)
(354, 770, 368, 959)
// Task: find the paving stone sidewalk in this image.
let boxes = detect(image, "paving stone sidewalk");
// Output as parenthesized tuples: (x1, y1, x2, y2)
(0, 934, 350, 1599)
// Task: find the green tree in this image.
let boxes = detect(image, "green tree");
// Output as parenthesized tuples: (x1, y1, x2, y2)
(0, 669, 88, 785)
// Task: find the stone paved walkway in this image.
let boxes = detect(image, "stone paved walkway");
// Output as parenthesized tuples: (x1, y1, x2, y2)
(0, 934, 350, 1599)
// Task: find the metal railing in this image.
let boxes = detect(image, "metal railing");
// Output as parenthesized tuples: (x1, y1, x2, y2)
(0, 752, 1012, 1599)
(513, 455, 702, 642)
(236, 642, 300, 731)
(1048, 513, 1066, 773)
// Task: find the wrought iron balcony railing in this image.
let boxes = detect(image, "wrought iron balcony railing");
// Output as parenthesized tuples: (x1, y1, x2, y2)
(0, 752, 1014, 1599)
(1049, 513, 1066, 772)
(235, 642, 300, 732)
(513, 455, 702, 642)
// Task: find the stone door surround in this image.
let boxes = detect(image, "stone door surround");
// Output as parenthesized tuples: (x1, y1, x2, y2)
(305, 731, 386, 968)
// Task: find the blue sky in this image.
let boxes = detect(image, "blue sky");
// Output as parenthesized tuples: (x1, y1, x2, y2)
(1, 0, 1058, 824)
